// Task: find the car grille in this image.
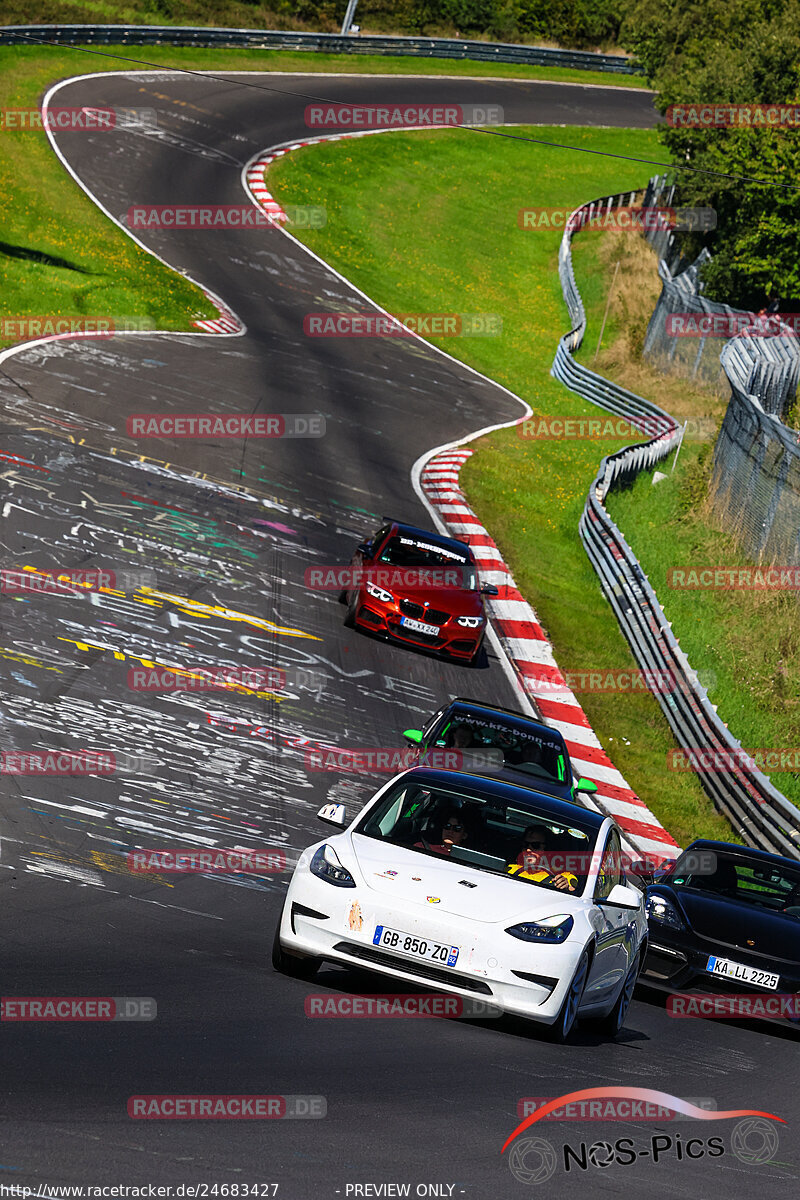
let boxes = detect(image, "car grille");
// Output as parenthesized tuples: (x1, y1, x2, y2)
(357, 606, 384, 626)
(399, 599, 450, 625)
(332, 940, 493, 994)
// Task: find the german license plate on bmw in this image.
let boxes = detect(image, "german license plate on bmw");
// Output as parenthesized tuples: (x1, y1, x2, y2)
(374, 925, 459, 967)
(400, 617, 439, 636)
(706, 955, 779, 989)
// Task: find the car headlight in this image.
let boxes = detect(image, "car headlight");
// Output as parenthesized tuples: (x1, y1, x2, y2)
(506, 915, 574, 943)
(365, 581, 393, 603)
(310, 844, 356, 888)
(456, 615, 485, 628)
(646, 893, 685, 930)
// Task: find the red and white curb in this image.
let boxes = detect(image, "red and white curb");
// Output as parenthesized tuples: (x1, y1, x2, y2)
(244, 153, 292, 227)
(192, 287, 244, 335)
(421, 447, 679, 861)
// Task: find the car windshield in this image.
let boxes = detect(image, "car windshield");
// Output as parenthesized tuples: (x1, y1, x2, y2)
(378, 536, 476, 590)
(355, 779, 598, 893)
(429, 714, 569, 784)
(670, 851, 800, 916)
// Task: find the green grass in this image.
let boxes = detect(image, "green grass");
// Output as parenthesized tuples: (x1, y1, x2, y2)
(606, 444, 800, 808)
(0, 41, 646, 351)
(265, 124, 735, 846)
(267, 125, 660, 395)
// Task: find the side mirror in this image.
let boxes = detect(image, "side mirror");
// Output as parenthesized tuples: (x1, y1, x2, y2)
(575, 778, 598, 795)
(356, 541, 371, 556)
(480, 583, 499, 596)
(317, 802, 347, 828)
(403, 729, 423, 746)
(601, 882, 643, 910)
(626, 860, 655, 888)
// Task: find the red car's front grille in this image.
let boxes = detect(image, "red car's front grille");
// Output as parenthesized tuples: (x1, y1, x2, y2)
(399, 599, 450, 625)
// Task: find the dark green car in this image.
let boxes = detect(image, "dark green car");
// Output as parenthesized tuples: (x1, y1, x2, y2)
(403, 698, 598, 805)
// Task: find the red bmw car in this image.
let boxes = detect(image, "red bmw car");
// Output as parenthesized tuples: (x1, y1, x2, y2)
(340, 521, 497, 665)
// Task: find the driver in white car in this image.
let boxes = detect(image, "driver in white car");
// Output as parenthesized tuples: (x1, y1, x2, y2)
(509, 824, 578, 892)
(415, 810, 471, 856)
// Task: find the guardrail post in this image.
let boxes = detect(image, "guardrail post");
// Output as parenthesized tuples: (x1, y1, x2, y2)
(340, 0, 359, 35)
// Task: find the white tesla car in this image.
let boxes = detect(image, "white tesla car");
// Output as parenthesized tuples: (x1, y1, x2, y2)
(273, 768, 647, 1041)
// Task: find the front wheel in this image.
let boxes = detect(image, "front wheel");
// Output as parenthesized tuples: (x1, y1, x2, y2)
(272, 908, 321, 980)
(546, 949, 590, 1043)
(595, 950, 641, 1038)
(343, 588, 359, 629)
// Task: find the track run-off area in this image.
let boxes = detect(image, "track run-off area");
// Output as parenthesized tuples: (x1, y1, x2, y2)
(0, 69, 797, 1197)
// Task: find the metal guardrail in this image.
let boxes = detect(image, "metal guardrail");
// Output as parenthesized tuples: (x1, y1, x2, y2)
(0, 25, 643, 74)
(552, 189, 800, 858)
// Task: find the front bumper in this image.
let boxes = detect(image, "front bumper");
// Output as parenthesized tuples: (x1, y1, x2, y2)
(279, 871, 590, 1025)
(641, 933, 800, 1026)
(353, 595, 482, 660)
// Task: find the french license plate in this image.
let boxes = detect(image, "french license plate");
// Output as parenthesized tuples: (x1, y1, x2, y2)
(374, 925, 459, 967)
(400, 617, 440, 636)
(706, 955, 780, 990)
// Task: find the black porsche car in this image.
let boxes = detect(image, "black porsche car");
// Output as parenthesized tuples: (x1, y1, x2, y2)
(402, 698, 599, 805)
(641, 839, 800, 1025)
